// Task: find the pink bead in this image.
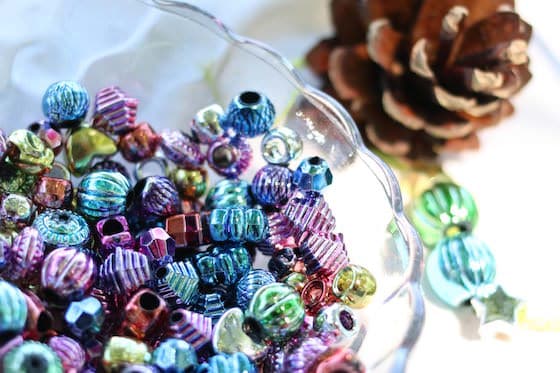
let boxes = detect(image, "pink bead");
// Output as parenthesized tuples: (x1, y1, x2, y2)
(265, 212, 298, 250)
(95, 216, 136, 257)
(6, 227, 44, 283)
(138, 227, 175, 260)
(284, 336, 329, 373)
(282, 192, 336, 235)
(298, 231, 349, 277)
(160, 130, 205, 169)
(48, 336, 86, 373)
(92, 86, 138, 135)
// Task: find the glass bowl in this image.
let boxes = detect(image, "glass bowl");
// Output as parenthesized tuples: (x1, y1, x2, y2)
(0, 0, 424, 371)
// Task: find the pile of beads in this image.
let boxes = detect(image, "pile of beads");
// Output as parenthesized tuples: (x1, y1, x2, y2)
(0, 81, 378, 372)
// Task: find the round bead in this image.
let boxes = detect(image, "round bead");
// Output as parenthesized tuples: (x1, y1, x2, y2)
(244, 283, 305, 342)
(6, 130, 54, 174)
(102, 336, 151, 371)
(236, 269, 276, 310)
(410, 182, 479, 247)
(205, 179, 253, 209)
(282, 272, 307, 292)
(119, 122, 161, 162)
(251, 165, 295, 207)
(209, 208, 268, 243)
(41, 81, 88, 124)
(301, 276, 334, 315)
(160, 130, 205, 169)
(92, 86, 138, 135)
(151, 338, 198, 373)
(3, 341, 63, 373)
(33, 209, 90, 249)
(223, 91, 275, 137)
(0, 280, 27, 337)
(198, 352, 256, 373)
(168, 168, 207, 200)
(261, 127, 302, 165)
(207, 134, 252, 178)
(293, 156, 333, 191)
(194, 246, 251, 287)
(48, 336, 86, 373)
(65, 127, 117, 175)
(332, 264, 377, 309)
(0, 193, 33, 230)
(90, 159, 132, 183)
(192, 104, 224, 144)
(6, 227, 44, 283)
(77, 170, 130, 221)
(64, 297, 104, 339)
(314, 303, 359, 344)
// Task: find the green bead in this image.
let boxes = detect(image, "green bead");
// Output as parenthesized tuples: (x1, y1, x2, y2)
(6, 130, 54, 174)
(244, 283, 305, 342)
(168, 168, 207, 200)
(65, 127, 117, 176)
(3, 341, 63, 373)
(102, 336, 151, 370)
(212, 308, 267, 360)
(0, 164, 37, 195)
(0, 280, 28, 336)
(77, 170, 130, 221)
(151, 338, 198, 373)
(332, 264, 376, 309)
(410, 182, 478, 247)
(283, 272, 307, 292)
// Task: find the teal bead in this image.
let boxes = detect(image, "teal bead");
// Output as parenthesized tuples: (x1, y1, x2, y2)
(205, 179, 253, 209)
(245, 209, 268, 242)
(293, 156, 333, 191)
(157, 261, 199, 304)
(426, 233, 496, 307)
(0, 280, 27, 337)
(3, 341, 63, 373)
(151, 338, 198, 373)
(410, 182, 478, 247)
(33, 209, 90, 248)
(65, 297, 104, 338)
(194, 246, 251, 287)
(77, 170, 130, 221)
(197, 352, 256, 373)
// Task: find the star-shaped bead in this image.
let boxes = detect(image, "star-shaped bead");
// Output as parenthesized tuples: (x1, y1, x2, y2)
(470, 285, 521, 340)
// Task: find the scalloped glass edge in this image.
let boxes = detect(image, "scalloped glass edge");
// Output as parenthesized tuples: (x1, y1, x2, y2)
(140, 0, 425, 371)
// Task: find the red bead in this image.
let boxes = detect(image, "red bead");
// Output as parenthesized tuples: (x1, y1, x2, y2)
(33, 176, 73, 210)
(22, 290, 54, 340)
(165, 212, 209, 249)
(95, 216, 136, 257)
(118, 122, 161, 162)
(301, 276, 335, 316)
(120, 288, 168, 343)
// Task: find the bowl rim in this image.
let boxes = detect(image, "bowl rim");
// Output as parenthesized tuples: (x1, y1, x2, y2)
(141, 0, 425, 370)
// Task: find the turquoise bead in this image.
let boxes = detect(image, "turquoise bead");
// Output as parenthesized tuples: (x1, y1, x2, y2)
(33, 209, 90, 248)
(42, 80, 89, 123)
(426, 233, 496, 307)
(205, 179, 253, 209)
(151, 338, 198, 373)
(0, 280, 27, 336)
(77, 170, 130, 221)
(3, 341, 63, 373)
(198, 352, 256, 373)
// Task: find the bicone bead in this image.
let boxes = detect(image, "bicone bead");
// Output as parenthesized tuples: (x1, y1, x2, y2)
(3, 341, 63, 373)
(236, 269, 276, 310)
(156, 261, 199, 305)
(33, 175, 73, 210)
(151, 338, 198, 373)
(64, 297, 104, 339)
(298, 231, 349, 277)
(207, 134, 252, 178)
(168, 168, 207, 201)
(314, 303, 359, 344)
(205, 179, 253, 209)
(139, 227, 176, 260)
(198, 352, 256, 373)
(293, 156, 333, 192)
(251, 165, 295, 207)
(209, 208, 268, 243)
(95, 215, 136, 256)
(48, 336, 86, 373)
(92, 86, 138, 135)
(119, 122, 162, 162)
(261, 127, 303, 165)
(33, 209, 90, 249)
(0, 193, 33, 230)
(42, 80, 89, 124)
(121, 289, 168, 342)
(77, 170, 131, 221)
(6, 129, 54, 174)
(100, 247, 152, 294)
(165, 212, 209, 249)
(282, 192, 336, 234)
(212, 308, 267, 360)
(223, 91, 275, 138)
(65, 127, 118, 175)
(102, 336, 151, 371)
(0, 280, 28, 337)
(6, 227, 44, 283)
(331, 264, 377, 309)
(410, 182, 479, 247)
(161, 130, 205, 169)
(166, 309, 213, 351)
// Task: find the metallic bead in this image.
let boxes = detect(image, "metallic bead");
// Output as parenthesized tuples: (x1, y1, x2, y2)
(427, 233, 496, 307)
(0, 280, 27, 337)
(40, 247, 96, 304)
(133, 157, 169, 182)
(42, 80, 89, 124)
(6, 130, 54, 174)
(293, 156, 333, 191)
(0, 193, 33, 230)
(28, 120, 63, 155)
(298, 231, 348, 277)
(33, 176, 73, 210)
(22, 290, 54, 340)
(161, 130, 205, 169)
(95, 215, 136, 256)
(45, 161, 71, 180)
(410, 182, 479, 247)
(102, 336, 151, 371)
(212, 308, 267, 360)
(166, 309, 212, 351)
(268, 247, 297, 279)
(165, 212, 209, 249)
(155, 261, 199, 305)
(301, 276, 335, 315)
(207, 134, 252, 178)
(261, 127, 302, 165)
(307, 347, 365, 373)
(100, 247, 152, 294)
(121, 289, 168, 341)
(194, 246, 251, 287)
(264, 212, 297, 250)
(0, 164, 37, 195)
(48, 336, 86, 373)
(332, 264, 377, 309)
(65, 127, 117, 175)
(77, 170, 130, 221)
(151, 338, 198, 373)
(33, 209, 90, 249)
(3, 341, 63, 373)
(244, 283, 305, 342)
(283, 336, 328, 373)
(224, 91, 275, 137)
(0, 128, 8, 159)
(251, 165, 294, 207)
(192, 104, 224, 144)
(236, 269, 276, 310)
(0, 336, 23, 362)
(90, 159, 132, 183)
(198, 352, 256, 373)
(262, 344, 285, 372)
(314, 303, 359, 344)
(0, 233, 10, 271)
(119, 122, 161, 162)
(168, 168, 207, 200)
(205, 179, 253, 209)
(6, 227, 44, 283)
(92, 86, 138, 135)
(121, 364, 158, 373)
(64, 296, 104, 339)
(283, 191, 336, 234)
(209, 208, 268, 243)
(193, 292, 226, 324)
(139, 227, 176, 260)
(283, 272, 307, 293)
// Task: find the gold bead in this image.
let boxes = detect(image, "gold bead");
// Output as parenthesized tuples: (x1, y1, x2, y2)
(168, 168, 207, 200)
(102, 336, 151, 370)
(65, 127, 117, 176)
(6, 130, 54, 174)
(332, 265, 376, 309)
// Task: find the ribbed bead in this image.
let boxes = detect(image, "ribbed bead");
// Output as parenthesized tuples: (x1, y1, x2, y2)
(0, 280, 27, 336)
(209, 208, 268, 243)
(92, 86, 138, 135)
(198, 352, 256, 373)
(3, 341, 63, 373)
(77, 170, 131, 221)
(151, 338, 198, 373)
(166, 309, 212, 351)
(298, 231, 349, 277)
(156, 261, 199, 305)
(6, 227, 44, 283)
(251, 165, 294, 207)
(207, 135, 252, 179)
(33, 209, 90, 249)
(42, 81, 89, 124)
(160, 130, 205, 169)
(236, 269, 276, 310)
(223, 91, 275, 137)
(283, 192, 336, 234)
(283, 337, 328, 373)
(264, 212, 297, 250)
(193, 246, 252, 287)
(205, 179, 253, 209)
(100, 247, 152, 294)
(193, 293, 226, 324)
(48, 336, 86, 373)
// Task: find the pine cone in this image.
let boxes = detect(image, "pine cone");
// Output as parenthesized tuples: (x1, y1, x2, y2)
(307, 0, 532, 160)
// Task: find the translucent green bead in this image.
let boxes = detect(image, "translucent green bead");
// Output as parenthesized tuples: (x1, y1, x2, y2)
(244, 283, 305, 342)
(3, 341, 63, 373)
(6, 130, 54, 174)
(102, 336, 151, 371)
(332, 264, 376, 309)
(0, 280, 27, 336)
(410, 182, 478, 247)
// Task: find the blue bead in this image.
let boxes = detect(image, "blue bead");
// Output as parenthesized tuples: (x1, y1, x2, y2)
(293, 156, 333, 191)
(251, 165, 294, 207)
(236, 270, 276, 310)
(209, 208, 268, 243)
(427, 233, 496, 307)
(244, 209, 268, 242)
(33, 209, 90, 249)
(193, 293, 226, 324)
(206, 179, 253, 209)
(64, 297, 104, 339)
(223, 91, 275, 137)
(77, 170, 130, 221)
(151, 338, 198, 373)
(42, 81, 89, 123)
(197, 352, 256, 373)
(0, 280, 27, 336)
(193, 246, 251, 287)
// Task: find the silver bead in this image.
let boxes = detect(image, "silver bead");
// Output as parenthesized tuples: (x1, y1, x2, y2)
(261, 127, 302, 165)
(313, 303, 359, 345)
(192, 104, 224, 144)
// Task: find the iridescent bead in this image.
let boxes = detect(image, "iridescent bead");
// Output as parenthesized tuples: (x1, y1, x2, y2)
(64, 297, 104, 339)
(223, 91, 275, 137)
(314, 303, 359, 344)
(236, 269, 276, 310)
(28, 120, 63, 155)
(264, 212, 297, 250)
(102, 336, 151, 371)
(251, 165, 295, 207)
(212, 308, 267, 360)
(0, 233, 10, 271)
(261, 127, 302, 165)
(244, 283, 305, 342)
(151, 338, 198, 373)
(139, 227, 176, 260)
(0, 193, 33, 230)
(205, 179, 253, 209)
(410, 182, 479, 247)
(3, 341, 63, 373)
(92, 86, 138, 135)
(6, 129, 54, 174)
(198, 352, 256, 373)
(121, 364, 158, 373)
(194, 246, 251, 287)
(100, 247, 152, 294)
(298, 231, 348, 277)
(165, 212, 209, 249)
(193, 293, 226, 324)
(95, 215, 136, 256)
(0, 280, 27, 338)
(191, 104, 224, 144)
(90, 159, 132, 183)
(33, 209, 90, 249)
(42, 80, 89, 124)
(207, 134, 252, 178)
(307, 347, 365, 373)
(77, 170, 130, 221)
(119, 122, 161, 162)
(121, 289, 168, 342)
(0, 129, 8, 159)
(209, 208, 268, 243)
(65, 127, 117, 175)
(427, 233, 496, 307)
(300, 276, 335, 315)
(0, 164, 37, 195)
(283, 192, 336, 236)
(48, 336, 86, 373)
(6, 227, 44, 283)
(283, 337, 329, 373)
(33, 176, 73, 210)
(283, 272, 307, 293)
(22, 290, 53, 340)
(160, 130, 205, 169)
(155, 261, 199, 305)
(293, 156, 333, 191)
(168, 168, 207, 201)
(332, 264, 377, 309)
(166, 309, 212, 351)
(0, 336, 23, 362)
(268, 247, 297, 279)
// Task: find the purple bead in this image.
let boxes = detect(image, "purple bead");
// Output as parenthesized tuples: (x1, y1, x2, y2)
(282, 192, 336, 235)
(95, 216, 136, 257)
(298, 231, 348, 277)
(138, 227, 176, 260)
(251, 165, 295, 207)
(92, 86, 138, 135)
(0, 234, 10, 271)
(48, 336, 86, 373)
(167, 308, 213, 351)
(265, 212, 297, 250)
(284, 336, 329, 373)
(207, 134, 252, 178)
(6, 227, 44, 283)
(99, 247, 152, 294)
(0, 129, 8, 159)
(160, 130, 205, 169)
